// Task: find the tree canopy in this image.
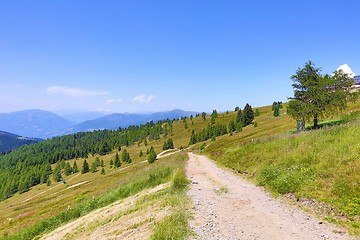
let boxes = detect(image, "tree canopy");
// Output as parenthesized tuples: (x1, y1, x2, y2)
(287, 61, 357, 129)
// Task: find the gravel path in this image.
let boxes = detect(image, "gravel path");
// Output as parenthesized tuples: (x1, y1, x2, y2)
(186, 152, 356, 240)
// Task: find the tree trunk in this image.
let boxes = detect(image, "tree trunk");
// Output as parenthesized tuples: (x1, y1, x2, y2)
(313, 114, 318, 129)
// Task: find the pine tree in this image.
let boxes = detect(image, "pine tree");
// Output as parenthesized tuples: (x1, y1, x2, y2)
(163, 138, 174, 150)
(40, 172, 49, 183)
(18, 178, 29, 194)
(72, 161, 79, 173)
(287, 61, 356, 129)
(243, 103, 254, 126)
(189, 130, 197, 145)
(228, 120, 236, 133)
(114, 152, 121, 168)
(60, 160, 65, 169)
(121, 149, 131, 163)
(211, 109, 218, 118)
(53, 164, 61, 182)
(64, 162, 72, 176)
(139, 150, 143, 157)
(148, 147, 157, 163)
(94, 157, 101, 167)
(101, 167, 105, 175)
(81, 159, 90, 174)
(236, 110, 244, 125)
(202, 112, 207, 121)
(211, 115, 216, 125)
(91, 162, 97, 173)
(100, 159, 105, 167)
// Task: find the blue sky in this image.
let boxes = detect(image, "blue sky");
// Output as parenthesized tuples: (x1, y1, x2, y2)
(0, 0, 359, 114)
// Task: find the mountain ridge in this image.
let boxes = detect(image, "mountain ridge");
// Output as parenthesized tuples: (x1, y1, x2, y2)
(0, 130, 41, 153)
(0, 109, 198, 138)
(0, 109, 74, 139)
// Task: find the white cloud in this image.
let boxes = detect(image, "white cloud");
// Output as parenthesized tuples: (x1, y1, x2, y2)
(336, 64, 356, 78)
(106, 98, 123, 104)
(46, 86, 108, 97)
(132, 94, 156, 103)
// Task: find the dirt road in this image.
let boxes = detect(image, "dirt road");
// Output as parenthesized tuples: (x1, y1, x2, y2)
(186, 153, 355, 240)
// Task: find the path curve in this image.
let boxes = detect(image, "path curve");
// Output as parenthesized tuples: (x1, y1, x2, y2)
(186, 152, 355, 240)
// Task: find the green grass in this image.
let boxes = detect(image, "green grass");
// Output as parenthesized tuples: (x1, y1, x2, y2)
(4, 153, 189, 240)
(210, 120, 360, 234)
(151, 169, 191, 240)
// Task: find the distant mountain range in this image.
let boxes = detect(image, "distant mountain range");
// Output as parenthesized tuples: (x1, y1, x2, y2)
(0, 131, 41, 153)
(61, 111, 108, 124)
(0, 109, 74, 138)
(0, 109, 198, 139)
(70, 109, 198, 133)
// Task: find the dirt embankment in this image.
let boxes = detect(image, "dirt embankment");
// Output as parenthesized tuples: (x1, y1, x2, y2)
(41, 183, 170, 240)
(186, 152, 356, 240)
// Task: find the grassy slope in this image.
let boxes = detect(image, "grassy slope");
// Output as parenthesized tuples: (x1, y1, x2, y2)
(201, 103, 360, 234)
(3, 153, 190, 239)
(1, 101, 360, 237)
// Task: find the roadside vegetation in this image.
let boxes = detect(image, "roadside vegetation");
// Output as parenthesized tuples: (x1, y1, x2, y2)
(213, 114, 360, 233)
(3, 153, 191, 239)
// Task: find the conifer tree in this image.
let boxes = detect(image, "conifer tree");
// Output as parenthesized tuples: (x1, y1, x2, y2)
(40, 171, 49, 184)
(60, 160, 65, 169)
(189, 130, 197, 145)
(64, 162, 72, 176)
(202, 112, 207, 121)
(100, 159, 105, 167)
(81, 159, 90, 174)
(121, 149, 131, 163)
(72, 161, 79, 173)
(114, 152, 121, 168)
(211, 115, 216, 125)
(211, 109, 218, 118)
(287, 61, 356, 129)
(148, 146, 157, 163)
(101, 167, 105, 175)
(243, 103, 254, 126)
(94, 157, 101, 167)
(228, 120, 236, 133)
(163, 138, 174, 150)
(236, 109, 244, 125)
(53, 164, 61, 182)
(91, 162, 97, 173)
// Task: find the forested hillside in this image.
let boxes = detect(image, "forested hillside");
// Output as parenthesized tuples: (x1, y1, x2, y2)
(0, 119, 170, 199)
(0, 131, 40, 154)
(0, 104, 258, 201)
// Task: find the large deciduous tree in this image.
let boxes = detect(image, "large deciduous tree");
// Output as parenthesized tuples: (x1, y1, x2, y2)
(287, 61, 357, 129)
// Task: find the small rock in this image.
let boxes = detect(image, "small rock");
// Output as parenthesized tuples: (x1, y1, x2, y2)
(318, 221, 323, 224)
